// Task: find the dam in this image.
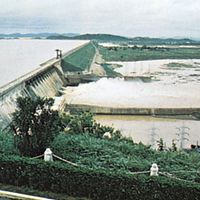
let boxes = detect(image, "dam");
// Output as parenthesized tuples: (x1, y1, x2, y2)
(64, 59, 200, 114)
(1, 40, 200, 148)
(0, 39, 89, 128)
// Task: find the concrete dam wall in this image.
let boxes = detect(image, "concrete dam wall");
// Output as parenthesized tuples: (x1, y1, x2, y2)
(0, 59, 64, 128)
(0, 41, 90, 128)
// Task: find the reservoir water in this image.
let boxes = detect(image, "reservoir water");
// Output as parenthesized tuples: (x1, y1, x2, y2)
(0, 39, 88, 87)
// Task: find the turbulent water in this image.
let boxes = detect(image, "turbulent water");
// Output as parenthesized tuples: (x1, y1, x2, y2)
(0, 39, 88, 87)
(64, 59, 200, 108)
(64, 59, 200, 146)
(64, 77, 200, 108)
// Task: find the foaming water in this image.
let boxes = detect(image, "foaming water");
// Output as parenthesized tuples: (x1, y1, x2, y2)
(64, 77, 200, 108)
(63, 59, 200, 147)
(64, 59, 200, 108)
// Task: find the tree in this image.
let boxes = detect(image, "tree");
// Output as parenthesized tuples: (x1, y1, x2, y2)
(157, 138, 164, 151)
(172, 139, 177, 152)
(11, 96, 62, 156)
(61, 112, 122, 139)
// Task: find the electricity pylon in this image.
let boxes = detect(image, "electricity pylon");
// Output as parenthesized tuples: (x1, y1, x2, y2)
(149, 127, 159, 149)
(175, 125, 190, 150)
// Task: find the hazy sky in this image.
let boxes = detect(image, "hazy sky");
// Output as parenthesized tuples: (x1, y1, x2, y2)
(0, 0, 200, 38)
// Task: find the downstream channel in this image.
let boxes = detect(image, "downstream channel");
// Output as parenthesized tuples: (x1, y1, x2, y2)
(94, 115, 200, 149)
(64, 59, 200, 148)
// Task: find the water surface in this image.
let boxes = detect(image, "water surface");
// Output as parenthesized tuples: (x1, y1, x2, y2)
(0, 39, 88, 87)
(64, 59, 200, 108)
(95, 115, 200, 149)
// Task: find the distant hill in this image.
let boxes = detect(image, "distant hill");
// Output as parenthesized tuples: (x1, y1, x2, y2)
(1, 32, 200, 45)
(47, 33, 200, 45)
(73, 34, 130, 41)
(47, 33, 130, 42)
(47, 34, 72, 40)
(129, 37, 199, 45)
(0, 33, 79, 38)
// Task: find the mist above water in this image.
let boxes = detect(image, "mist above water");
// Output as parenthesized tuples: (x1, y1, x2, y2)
(64, 59, 200, 108)
(64, 59, 200, 147)
(64, 77, 200, 108)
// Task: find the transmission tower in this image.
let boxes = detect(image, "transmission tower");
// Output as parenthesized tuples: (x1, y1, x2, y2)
(149, 127, 159, 149)
(175, 125, 190, 150)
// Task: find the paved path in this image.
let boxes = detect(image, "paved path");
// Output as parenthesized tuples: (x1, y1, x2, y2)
(89, 43, 106, 76)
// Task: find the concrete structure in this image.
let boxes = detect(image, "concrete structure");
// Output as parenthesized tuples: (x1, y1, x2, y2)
(66, 104, 200, 116)
(44, 148, 53, 162)
(0, 57, 64, 128)
(0, 41, 90, 129)
(150, 163, 159, 176)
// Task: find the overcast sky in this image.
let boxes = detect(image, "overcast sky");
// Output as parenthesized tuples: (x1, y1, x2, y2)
(0, 0, 200, 38)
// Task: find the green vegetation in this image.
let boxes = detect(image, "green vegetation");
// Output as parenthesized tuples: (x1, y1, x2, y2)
(51, 133, 149, 171)
(11, 96, 62, 156)
(101, 63, 122, 77)
(73, 34, 130, 42)
(167, 62, 195, 68)
(50, 131, 200, 180)
(0, 131, 18, 155)
(61, 60, 83, 72)
(0, 139, 200, 200)
(98, 45, 200, 61)
(60, 112, 121, 139)
(0, 146, 200, 199)
(47, 33, 130, 42)
(129, 37, 200, 45)
(0, 97, 200, 199)
(47, 33, 200, 45)
(61, 42, 95, 72)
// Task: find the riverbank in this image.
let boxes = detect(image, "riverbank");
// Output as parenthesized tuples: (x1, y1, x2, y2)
(65, 104, 200, 118)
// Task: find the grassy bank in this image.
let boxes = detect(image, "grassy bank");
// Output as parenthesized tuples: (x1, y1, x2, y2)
(100, 63, 122, 77)
(98, 45, 200, 61)
(0, 134, 200, 200)
(62, 42, 95, 72)
(1, 111, 200, 199)
(51, 133, 200, 178)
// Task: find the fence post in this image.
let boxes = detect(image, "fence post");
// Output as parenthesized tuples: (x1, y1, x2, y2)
(150, 163, 159, 176)
(44, 148, 53, 162)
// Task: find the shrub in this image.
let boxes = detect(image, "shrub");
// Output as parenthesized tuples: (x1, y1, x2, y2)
(50, 133, 149, 171)
(11, 96, 62, 156)
(61, 112, 122, 139)
(0, 130, 18, 155)
(0, 154, 200, 200)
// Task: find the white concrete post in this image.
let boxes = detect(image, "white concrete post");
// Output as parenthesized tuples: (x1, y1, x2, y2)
(44, 148, 53, 162)
(150, 163, 159, 176)
(103, 132, 112, 139)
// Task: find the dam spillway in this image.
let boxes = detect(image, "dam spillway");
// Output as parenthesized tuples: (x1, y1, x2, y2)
(0, 39, 89, 128)
(63, 59, 200, 119)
